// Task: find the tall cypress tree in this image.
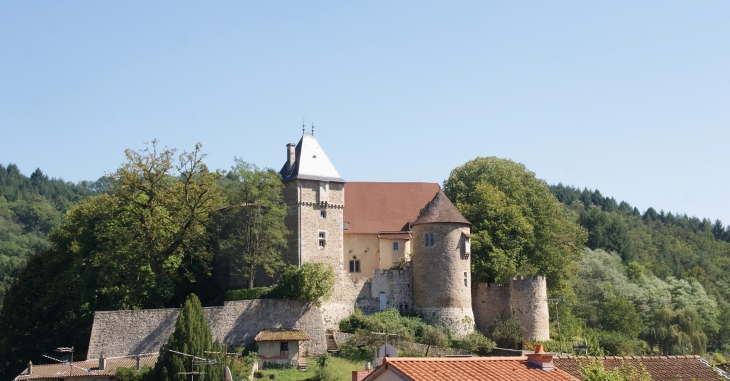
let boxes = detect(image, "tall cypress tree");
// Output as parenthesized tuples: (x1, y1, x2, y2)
(146, 294, 221, 381)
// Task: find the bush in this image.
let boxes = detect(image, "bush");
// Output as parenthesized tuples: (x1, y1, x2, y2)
(269, 263, 334, 306)
(457, 331, 496, 355)
(224, 287, 272, 301)
(116, 366, 152, 381)
(489, 317, 525, 349)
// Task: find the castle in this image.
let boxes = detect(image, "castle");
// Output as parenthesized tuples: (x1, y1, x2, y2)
(87, 132, 549, 358)
(275, 131, 549, 339)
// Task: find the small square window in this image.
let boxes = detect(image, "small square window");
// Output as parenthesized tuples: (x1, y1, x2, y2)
(349, 260, 360, 273)
(320, 210, 327, 219)
(318, 231, 326, 248)
(393, 242, 399, 251)
(280, 341, 289, 351)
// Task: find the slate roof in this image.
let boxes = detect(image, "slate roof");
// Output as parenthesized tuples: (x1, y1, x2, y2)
(412, 191, 470, 226)
(553, 355, 725, 381)
(343, 182, 441, 234)
(254, 329, 310, 342)
(279, 134, 344, 183)
(362, 356, 576, 381)
(15, 353, 158, 379)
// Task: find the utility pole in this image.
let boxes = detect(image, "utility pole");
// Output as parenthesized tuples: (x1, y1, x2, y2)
(547, 297, 566, 354)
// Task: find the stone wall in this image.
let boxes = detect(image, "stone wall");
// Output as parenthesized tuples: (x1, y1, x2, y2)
(370, 264, 414, 315)
(509, 275, 550, 341)
(472, 276, 550, 341)
(87, 299, 327, 359)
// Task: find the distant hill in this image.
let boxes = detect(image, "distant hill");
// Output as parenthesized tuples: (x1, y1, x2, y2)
(0, 163, 104, 307)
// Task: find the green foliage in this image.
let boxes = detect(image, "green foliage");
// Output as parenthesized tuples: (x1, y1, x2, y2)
(311, 353, 337, 381)
(456, 331, 496, 355)
(218, 160, 288, 288)
(578, 358, 652, 381)
(599, 297, 643, 338)
(116, 365, 152, 381)
(145, 294, 222, 381)
(444, 157, 587, 292)
(270, 263, 334, 306)
(488, 317, 526, 349)
(645, 306, 707, 355)
(224, 286, 272, 301)
(420, 325, 448, 356)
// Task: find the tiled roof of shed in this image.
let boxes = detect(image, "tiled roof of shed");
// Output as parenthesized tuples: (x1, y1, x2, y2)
(363, 357, 576, 381)
(15, 353, 158, 379)
(412, 191, 470, 226)
(254, 329, 309, 342)
(343, 182, 441, 234)
(553, 355, 724, 381)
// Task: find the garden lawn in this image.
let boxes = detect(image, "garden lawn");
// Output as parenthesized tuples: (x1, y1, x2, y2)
(255, 357, 366, 381)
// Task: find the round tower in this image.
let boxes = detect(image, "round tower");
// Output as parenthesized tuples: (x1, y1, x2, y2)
(509, 275, 550, 341)
(412, 191, 475, 338)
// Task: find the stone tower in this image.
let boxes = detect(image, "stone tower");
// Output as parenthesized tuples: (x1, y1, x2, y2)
(412, 191, 475, 338)
(279, 132, 345, 281)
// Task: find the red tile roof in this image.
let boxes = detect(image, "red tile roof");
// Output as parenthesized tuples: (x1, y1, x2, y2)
(553, 355, 723, 381)
(15, 354, 158, 379)
(362, 357, 577, 381)
(377, 232, 413, 240)
(344, 182, 440, 234)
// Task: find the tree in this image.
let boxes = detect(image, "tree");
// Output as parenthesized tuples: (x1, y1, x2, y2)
(578, 359, 652, 381)
(443, 157, 587, 291)
(457, 331, 496, 355)
(271, 263, 335, 306)
(420, 325, 448, 356)
(599, 297, 643, 338)
(145, 294, 221, 381)
(104, 140, 224, 306)
(218, 159, 288, 288)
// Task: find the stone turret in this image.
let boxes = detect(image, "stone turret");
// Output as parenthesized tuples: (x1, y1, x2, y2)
(412, 191, 475, 338)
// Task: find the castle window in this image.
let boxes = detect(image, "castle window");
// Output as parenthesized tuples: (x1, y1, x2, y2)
(393, 242, 399, 250)
(349, 260, 360, 273)
(318, 231, 326, 248)
(343, 222, 349, 230)
(320, 210, 327, 219)
(424, 233, 435, 247)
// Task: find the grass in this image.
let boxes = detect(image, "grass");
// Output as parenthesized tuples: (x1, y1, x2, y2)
(254, 357, 368, 381)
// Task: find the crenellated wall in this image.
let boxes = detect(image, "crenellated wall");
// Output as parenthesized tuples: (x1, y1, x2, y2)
(472, 275, 550, 341)
(370, 264, 414, 315)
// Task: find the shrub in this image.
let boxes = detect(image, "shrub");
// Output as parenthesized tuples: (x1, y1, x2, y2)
(224, 287, 272, 301)
(457, 331, 496, 355)
(269, 263, 334, 306)
(489, 317, 525, 349)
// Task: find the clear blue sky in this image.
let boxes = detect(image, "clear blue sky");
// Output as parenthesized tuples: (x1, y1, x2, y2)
(1, 2, 729, 223)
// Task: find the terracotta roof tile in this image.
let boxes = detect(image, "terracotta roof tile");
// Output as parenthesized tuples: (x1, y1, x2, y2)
(344, 182, 441, 234)
(254, 329, 309, 342)
(15, 354, 158, 379)
(413, 191, 470, 226)
(554, 355, 723, 381)
(377, 232, 413, 240)
(363, 357, 576, 381)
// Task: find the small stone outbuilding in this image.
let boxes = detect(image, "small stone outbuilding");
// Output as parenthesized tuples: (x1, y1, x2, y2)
(254, 329, 309, 368)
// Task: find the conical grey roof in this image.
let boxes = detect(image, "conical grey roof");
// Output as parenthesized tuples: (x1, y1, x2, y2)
(279, 133, 344, 183)
(413, 191, 470, 226)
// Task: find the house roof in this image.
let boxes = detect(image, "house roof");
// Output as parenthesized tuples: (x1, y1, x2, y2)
(362, 356, 576, 381)
(279, 134, 344, 183)
(343, 182, 441, 234)
(377, 232, 413, 240)
(15, 354, 158, 379)
(254, 329, 310, 342)
(553, 355, 724, 381)
(412, 191, 470, 226)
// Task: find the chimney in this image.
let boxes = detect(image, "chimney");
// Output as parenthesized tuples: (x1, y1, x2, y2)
(27, 361, 32, 375)
(352, 370, 372, 381)
(286, 143, 296, 174)
(526, 344, 554, 371)
(99, 354, 106, 371)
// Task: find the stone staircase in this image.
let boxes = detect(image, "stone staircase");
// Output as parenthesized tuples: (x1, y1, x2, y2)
(325, 330, 340, 355)
(297, 358, 308, 371)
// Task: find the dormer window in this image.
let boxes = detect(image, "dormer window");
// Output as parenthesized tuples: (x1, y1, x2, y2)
(424, 233, 435, 247)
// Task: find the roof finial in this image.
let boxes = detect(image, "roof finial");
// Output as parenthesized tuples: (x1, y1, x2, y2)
(302, 117, 305, 135)
(311, 123, 314, 136)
